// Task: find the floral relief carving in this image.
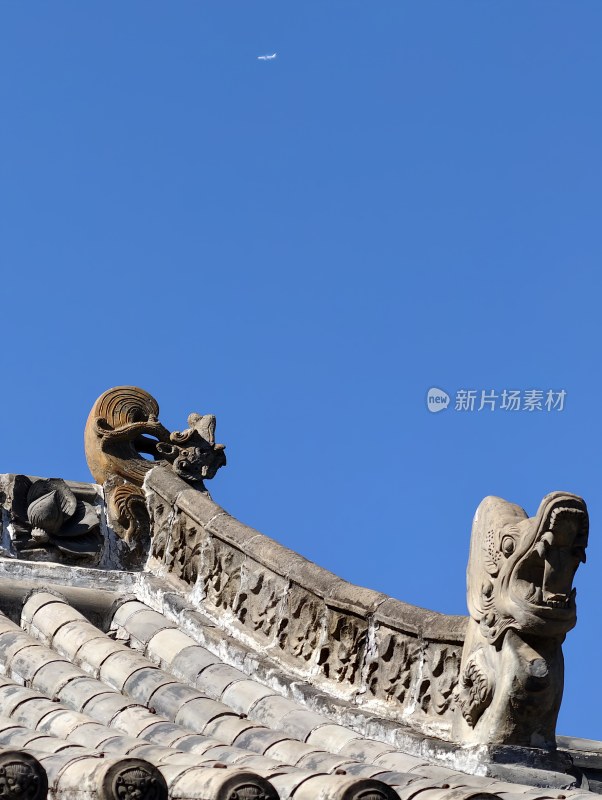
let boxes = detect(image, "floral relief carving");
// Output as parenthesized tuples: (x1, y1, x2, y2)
(367, 630, 419, 705)
(149, 498, 172, 565)
(235, 566, 285, 638)
(200, 537, 243, 612)
(319, 611, 367, 684)
(417, 643, 461, 716)
(164, 518, 203, 585)
(278, 588, 323, 662)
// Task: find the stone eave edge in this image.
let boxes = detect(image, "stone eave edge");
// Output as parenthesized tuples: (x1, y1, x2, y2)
(144, 465, 467, 642)
(144, 465, 468, 739)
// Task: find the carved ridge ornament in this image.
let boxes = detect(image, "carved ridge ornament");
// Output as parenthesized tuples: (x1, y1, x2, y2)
(10, 476, 101, 560)
(454, 491, 588, 748)
(215, 772, 278, 800)
(101, 761, 167, 800)
(0, 752, 48, 800)
(84, 386, 226, 552)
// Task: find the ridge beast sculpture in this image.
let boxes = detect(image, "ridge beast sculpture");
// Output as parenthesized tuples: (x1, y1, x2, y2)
(9, 476, 101, 560)
(84, 386, 226, 557)
(454, 492, 588, 749)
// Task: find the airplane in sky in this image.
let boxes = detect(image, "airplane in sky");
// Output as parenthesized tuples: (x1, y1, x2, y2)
(257, 53, 277, 61)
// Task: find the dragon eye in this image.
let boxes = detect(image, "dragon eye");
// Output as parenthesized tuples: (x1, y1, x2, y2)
(501, 536, 515, 556)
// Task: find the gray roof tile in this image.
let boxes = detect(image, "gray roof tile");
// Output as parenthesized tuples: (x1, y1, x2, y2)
(146, 628, 197, 667)
(194, 662, 245, 697)
(167, 645, 220, 683)
(174, 697, 236, 731)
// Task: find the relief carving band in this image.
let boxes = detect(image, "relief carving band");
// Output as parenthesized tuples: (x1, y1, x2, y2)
(84, 386, 226, 556)
(367, 632, 419, 705)
(454, 492, 588, 749)
(418, 644, 460, 717)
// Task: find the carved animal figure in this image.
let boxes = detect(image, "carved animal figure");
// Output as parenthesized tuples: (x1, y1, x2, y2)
(84, 386, 225, 548)
(11, 477, 101, 559)
(454, 492, 588, 749)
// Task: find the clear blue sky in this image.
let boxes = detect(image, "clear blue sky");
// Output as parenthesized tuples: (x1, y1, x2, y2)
(1, 3, 601, 738)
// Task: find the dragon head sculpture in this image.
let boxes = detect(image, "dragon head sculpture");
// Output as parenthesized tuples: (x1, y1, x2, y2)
(467, 492, 588, 644)
(456, 491, 589, 749)
(84, 386, 226, 554)
(85, 387, 226, 490)
(156, 412, 226, 484)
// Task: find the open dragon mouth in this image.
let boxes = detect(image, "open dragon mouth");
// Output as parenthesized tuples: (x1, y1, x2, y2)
(173, 446, 227, 482)
(512, 495, 588, 616)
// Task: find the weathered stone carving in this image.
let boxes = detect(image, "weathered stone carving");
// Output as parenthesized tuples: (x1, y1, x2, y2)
(454, 492, 588, 748)
(152, 508, 203, 586)
(418, 643, 460, 716)
(144, 465, 472, 733)
(227, 787, 271, 800)
(278, 588, 323, 661)
(235, 565, 286, 637)
(0, 752, 47, 800)
(84, 386, 225, 553)
(8, 476, 101, 562)
(201, 536, 243, 612)
(367, 631, 419, 705)
(101, 761, 167, 800)
(319, 611, 367, 684)
(214, 773, 277, 800)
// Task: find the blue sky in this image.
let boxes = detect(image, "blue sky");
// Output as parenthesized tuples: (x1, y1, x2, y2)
(1, 3, 601, 738)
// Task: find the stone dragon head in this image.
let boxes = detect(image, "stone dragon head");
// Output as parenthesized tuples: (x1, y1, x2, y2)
(156, 412, 226, 484)
(84, 387, 226, 554)
(466, 492, 588, 645)
(85, 387, 226, 489)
